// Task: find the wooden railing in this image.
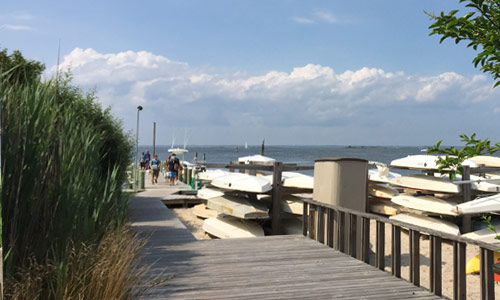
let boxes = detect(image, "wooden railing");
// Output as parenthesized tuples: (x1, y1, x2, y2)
(302, 199, 498, 300)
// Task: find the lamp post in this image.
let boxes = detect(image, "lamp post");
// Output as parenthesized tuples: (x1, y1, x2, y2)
(135, 105, 143, 192)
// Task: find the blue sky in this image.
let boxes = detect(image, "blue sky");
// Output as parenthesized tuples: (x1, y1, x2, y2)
(2, 1, 499, 146)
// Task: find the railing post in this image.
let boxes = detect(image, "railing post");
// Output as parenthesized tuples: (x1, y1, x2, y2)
(308, 204, 316, 240)
(317, 206, 325, 244)
(430, 236, 442, 296)
(361, 217, 370, 264)
(409, 229, 420, 287)
(453, 241, 466, 300)
(271, 161, 283, 235)
(349, 214, 357, 258)
(302, 201, 309, 237)
(326, 208, 334, 248)
(376, 221, 385, 270)
(333, 209, 340, 250)
(480, 248, 494, 300)
(461, 165, 472, 233)
(392, 225, 401, 278)
(338, 211, 346, 253)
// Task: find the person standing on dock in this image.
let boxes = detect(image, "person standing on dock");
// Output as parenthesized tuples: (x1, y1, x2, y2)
(168, 153, 180, 186)
(140, 152, 145, 170)
(150, 154, 161, 184)
(144, 149, 151, 168)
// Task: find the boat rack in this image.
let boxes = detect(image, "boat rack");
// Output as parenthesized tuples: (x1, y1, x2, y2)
(381, 163, 500, 233)
(199, 161, 314, 234)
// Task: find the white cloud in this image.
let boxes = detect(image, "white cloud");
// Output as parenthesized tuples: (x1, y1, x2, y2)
(292, 17, 315, 24)
(48, 48, 500, 144)
(0, 24, 33, 31)
(295, 9, 345, 25)
(313, 10, 337, 23)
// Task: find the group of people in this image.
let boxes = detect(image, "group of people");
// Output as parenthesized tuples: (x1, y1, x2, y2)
(139, 149, 182, 185)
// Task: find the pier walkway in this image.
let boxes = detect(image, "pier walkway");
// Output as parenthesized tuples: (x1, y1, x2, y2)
(130, 180, 442, 299)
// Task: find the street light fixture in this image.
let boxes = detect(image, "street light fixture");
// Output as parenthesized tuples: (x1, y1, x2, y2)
(135, 105, 143, 192)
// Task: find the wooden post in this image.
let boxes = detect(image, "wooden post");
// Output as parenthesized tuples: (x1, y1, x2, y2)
(302, 202, 309, 237)
(349, 214, 357, 258)
(333, 210, 340, 250)
(410, 229, 420, 286)
(461, 165, 472, 233)
(453, 241, 466, 300)
(480, 248, 494, 300)
(338, 211, 345, 253)
(327, 209, 334, 248)
(392, 225, 401, 278)
(376, 221, 385, 270)
(430, 236, 442, 296)
(308, 205, 316, 240)
(361, 217, 370, 264)
(317, 206, 325, 244)
(271, 161, 283, 235)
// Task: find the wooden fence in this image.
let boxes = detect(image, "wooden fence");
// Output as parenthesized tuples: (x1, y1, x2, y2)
(302, 198, 498, 300)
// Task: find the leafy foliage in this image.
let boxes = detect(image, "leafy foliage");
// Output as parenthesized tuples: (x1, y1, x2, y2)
(428, 0, 500, 87)
(0, 48, 45, 85)
(427, 133, 500, 179)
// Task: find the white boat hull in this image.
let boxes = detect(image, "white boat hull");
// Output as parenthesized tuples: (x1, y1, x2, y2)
(469, 156, 500, 168)
(203, 216, 264, 238)
(368, 168, 401, 184)
(197, 169, 231, 182)
(390, 213, 460, 235)
(369, 198, 400, 216)
(192, 203, 219, 219)
(265, 172, 314, 190)
(461, 225, 500, 246)
(207, 195, 269, 219)
(390, 174, 460, 194)
(390, 155, 477, 170)
(211, 173, 272, 193)
(456, 194, 500, 215)
(391, 194, 458, 216)
(197, 187, 225, 200)
(368, 184, 399, 199)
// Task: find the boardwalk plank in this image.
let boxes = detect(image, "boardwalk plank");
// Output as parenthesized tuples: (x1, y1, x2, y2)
(130, 189, 442, 300)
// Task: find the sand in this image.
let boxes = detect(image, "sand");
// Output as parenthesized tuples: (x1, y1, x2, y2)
(173, 206, 499, 299)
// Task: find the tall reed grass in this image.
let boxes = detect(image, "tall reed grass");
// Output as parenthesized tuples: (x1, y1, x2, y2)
(1, 56, 139, 299)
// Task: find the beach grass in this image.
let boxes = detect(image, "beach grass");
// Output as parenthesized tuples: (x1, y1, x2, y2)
(1, 52, 140, 299)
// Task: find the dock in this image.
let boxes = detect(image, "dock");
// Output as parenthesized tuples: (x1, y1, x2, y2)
(129, 177, 442, 299)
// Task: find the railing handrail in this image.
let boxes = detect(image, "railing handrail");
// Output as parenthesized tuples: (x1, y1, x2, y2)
(200, 162, 314, 172)
(302, 198, 499, 252)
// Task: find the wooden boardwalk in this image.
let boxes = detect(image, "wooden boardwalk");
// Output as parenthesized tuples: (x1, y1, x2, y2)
(130, 183, 442, 299)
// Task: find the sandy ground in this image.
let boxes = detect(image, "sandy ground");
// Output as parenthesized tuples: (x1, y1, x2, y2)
(172, 205, 498, 299)
(369, 221, 499, 299)
(172, 207, 212, 240)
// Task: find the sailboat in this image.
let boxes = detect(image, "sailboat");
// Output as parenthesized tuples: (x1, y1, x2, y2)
(168, 130, 189, 158)
(245, 141, 248, 149)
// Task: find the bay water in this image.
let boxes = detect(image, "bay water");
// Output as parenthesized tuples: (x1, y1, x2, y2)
(137, 145, 426, 175)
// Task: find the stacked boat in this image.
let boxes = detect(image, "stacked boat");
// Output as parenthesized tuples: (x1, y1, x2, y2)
(196, 170, 269, 238)
(368, 154, 500, 237)
(195, 154, 314, 238)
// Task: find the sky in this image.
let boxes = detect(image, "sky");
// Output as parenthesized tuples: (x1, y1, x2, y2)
(2, 0, 500, 146)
